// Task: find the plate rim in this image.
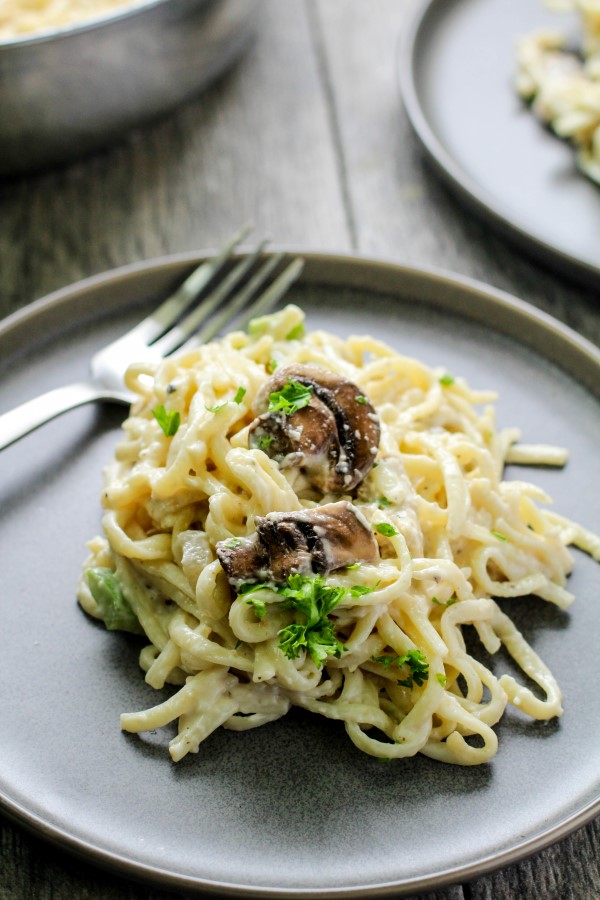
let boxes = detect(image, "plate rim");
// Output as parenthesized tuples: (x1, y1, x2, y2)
(1, 249, 599, 898)
(397, 0, 600, 288)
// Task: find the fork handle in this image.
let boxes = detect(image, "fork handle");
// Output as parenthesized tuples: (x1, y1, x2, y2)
(0, 382, 131, 451)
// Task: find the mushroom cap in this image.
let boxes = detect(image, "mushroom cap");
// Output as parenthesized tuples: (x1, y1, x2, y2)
(249, 364, 380, 492)
(216, 500, 380, 586)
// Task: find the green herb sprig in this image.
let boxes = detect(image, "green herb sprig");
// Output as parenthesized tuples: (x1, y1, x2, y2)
(239, 573, 377, 668)
(268, 380, 313, 416)
(152, 404, 181, 437)
(371, 649, 430, 688)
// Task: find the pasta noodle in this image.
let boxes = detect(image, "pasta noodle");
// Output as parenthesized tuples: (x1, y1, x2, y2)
(515, 1, 600, 183)
(0, 0, 141, 38)
(78, 304, 600, 765)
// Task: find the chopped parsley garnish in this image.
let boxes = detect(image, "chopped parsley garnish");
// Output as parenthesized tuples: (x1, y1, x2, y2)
(371, 649, 430, 688)
(256, 434, 274, 452)
(205, 401, 227, 413)
(277, 574, 347, 667)
(223, 537, 243, 549)
(268, 380, 313, 416)
(491, 530, 509, 542)
(439, 373, 455, 386)
(267, 358, 278, 374)
(285, 323, 305, 341)
(345, 562, 361, 571)
(375, 523, 399, 537)
(245, 596, 267, 620)
(240, 574, 348, 668)
(432, 595, 456, 607)
(207, 386, 246, 413)
(356, 394, 368, 405)
(152, 404, 180, 436)
(377, 497, 392, 508)
(350, 581, 380, 598)
(436, 673, 447, 687)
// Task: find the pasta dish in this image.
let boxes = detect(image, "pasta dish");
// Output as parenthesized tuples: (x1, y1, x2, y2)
(78, 304, 600, 764)
(515, 1, 600, 183)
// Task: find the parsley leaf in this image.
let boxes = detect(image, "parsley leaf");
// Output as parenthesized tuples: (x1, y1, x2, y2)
(152, 404, 180, 436)
(205, 401, 227, 413)
(285, 323, 305, 341)
(432, 595, 457, 607)
(371, 649, 430, 688)
(375, 523, 399, 537)
(436, 673, 447, 687)
(355, 394, 368, 405)
(241, 574, 348, 668)
(256, 434, 274, 452)
(439, 373, 455, 386)
(245, 596, 267, 620)
(233, 386, 247, 404)
(396, 649, 429, 687)
(268, 380, 313, 416)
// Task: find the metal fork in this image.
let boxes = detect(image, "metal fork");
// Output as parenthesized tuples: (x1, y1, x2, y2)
(0, 228, 304, 451)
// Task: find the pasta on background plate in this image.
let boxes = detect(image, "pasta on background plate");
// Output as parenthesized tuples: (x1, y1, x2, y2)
(78, 304, 600, 764)
(516, 0, 600, 183)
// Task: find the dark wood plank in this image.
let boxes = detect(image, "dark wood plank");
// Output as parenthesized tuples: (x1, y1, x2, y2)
(311, 0, 600, 348)
(0, 0, 349, 321)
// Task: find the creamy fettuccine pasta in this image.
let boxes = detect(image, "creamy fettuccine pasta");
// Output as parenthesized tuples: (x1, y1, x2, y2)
(515, 1, 600, 183)
(78, 305, 600, 765)
(0, 0, 140, 38)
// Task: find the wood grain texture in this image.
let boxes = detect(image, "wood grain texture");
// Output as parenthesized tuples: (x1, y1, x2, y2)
(0, 0, 598, 898)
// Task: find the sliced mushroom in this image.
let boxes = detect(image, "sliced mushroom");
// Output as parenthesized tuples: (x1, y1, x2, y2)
(216, 500, 379, 587)
(248, 364, 380, 493)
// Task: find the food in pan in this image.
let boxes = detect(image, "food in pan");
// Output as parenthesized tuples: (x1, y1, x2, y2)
(0, 0, 142, 38)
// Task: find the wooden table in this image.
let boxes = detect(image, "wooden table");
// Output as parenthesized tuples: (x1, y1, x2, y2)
(1, 2, 598, 898)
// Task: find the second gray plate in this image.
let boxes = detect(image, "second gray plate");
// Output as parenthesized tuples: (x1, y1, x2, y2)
(0, 252, 599, 897)
(399, 0, 600, 287)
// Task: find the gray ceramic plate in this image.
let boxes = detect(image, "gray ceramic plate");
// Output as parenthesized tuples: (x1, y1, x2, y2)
(398, 0, 600, 287)
(0, 253, 599, 898)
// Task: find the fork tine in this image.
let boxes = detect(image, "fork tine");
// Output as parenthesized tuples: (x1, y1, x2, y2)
(174, 255, 305, 355)
(236, 257, 305, 330)
(115, 224, 253, 348)
(189, 252, 286, 346)
(152, 239, 270, 356)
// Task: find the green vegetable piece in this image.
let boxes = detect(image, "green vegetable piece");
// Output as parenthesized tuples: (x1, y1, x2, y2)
(372, 649, 430, 687)
(256, 434, 274, 451)
(371, 654, 396, 669)
(436, 673, 447, 687)
(285, 323, 305, 341)
(277, 574, 347, 667)
(268, 380, 313, 416)
(86, 567, 143, 634)
(439, 373, 455, 386)
(152, 404, 180, 436)
(233, 386, 247, 404)
(205, 402, 227, 413)
(245, 596, 267, 620)
(491, 530, 509, 542)
(355, 395, 368, 405)
(396, 649, 429, 688)
(375, 523, 399, 537)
